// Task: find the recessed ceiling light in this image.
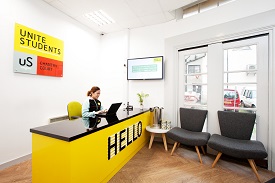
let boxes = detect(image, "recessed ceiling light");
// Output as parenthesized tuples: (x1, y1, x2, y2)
(84, 10, 115, 26)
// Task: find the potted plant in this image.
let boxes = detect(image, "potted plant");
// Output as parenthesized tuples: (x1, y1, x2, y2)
(137, 92, 149, 109)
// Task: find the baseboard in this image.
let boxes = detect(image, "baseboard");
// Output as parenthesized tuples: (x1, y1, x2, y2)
(153, 136, 174, 145)
(0, 153, 32, 171)
(49, 115, 69, 123)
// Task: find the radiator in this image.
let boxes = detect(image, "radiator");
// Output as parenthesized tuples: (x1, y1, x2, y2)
(49, 115, 69, 123)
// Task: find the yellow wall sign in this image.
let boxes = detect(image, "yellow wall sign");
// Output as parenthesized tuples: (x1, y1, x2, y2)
(14, 23, 64, 77)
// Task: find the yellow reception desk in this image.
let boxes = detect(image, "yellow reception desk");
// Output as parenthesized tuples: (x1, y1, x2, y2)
(30, 109, 152, 183)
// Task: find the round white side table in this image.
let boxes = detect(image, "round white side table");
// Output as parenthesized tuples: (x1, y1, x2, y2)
(146, 125, 169, 151)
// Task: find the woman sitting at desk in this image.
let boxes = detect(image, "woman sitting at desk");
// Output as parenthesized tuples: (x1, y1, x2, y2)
(82, 86, 106, 129)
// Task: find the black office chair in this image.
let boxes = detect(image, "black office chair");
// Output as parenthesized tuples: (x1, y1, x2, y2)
(208, 111, 267, 182)
(166, 108, 209, 164)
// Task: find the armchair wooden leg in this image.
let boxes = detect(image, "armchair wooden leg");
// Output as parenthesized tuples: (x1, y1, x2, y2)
(252, 159, 258, 171)
(171, 142, 178, 155)
(212, 152, 222, 168)
(201, 146, 206, 155)
(248, 159, 261, 182)
(195, 146, 203, 164)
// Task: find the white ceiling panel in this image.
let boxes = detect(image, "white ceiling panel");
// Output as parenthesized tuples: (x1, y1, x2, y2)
(43, 0, 55, 2)
(102, 2, 137, 22)
(42, 0, 206, 34)
(114, 17, 143, 29)
(125, 0, 162, 17)
(139, 13, 166, 26)
(49, 1, 73, 16)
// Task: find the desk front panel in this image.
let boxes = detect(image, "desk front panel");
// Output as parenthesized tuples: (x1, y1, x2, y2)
(32, 111, 152, 183)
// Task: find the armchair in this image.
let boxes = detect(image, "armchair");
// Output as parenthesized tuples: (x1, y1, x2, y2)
(166, 108, 209, 163)
(208, 111, 267, 182)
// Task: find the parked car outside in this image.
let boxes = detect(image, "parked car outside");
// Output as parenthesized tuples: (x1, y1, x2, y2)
(184, 91, 200, 104)
(241, 88, 257, 108)
(224, 89, 241, 107)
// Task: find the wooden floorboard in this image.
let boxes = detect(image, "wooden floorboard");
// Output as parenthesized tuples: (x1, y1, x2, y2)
(0, 159, 32, 183)
(110, 142, 275, 183)
(0, 142, 275, 183)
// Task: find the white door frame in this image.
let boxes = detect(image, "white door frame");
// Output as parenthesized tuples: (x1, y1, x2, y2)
(176, 34, 271, 169)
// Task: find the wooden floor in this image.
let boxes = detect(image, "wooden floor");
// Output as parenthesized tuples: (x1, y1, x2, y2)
(1, 142, 275, 183)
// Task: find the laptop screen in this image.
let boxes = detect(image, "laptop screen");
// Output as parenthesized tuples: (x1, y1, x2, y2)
(96, 102, 122, 117)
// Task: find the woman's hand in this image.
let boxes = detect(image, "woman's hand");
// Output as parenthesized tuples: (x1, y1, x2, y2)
(95, 110, 107, 114)
(95, 111, 101, 115)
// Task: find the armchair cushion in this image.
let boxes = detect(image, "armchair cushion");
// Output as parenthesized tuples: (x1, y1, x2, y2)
(208, 134, 267, 159)
(167, 127, 210, 146)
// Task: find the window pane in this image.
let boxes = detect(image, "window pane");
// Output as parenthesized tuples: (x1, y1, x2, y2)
(184, 85, 207, 106)
(219, 0, 235, 6)
(185, 53, 207, 73)
(184, 52, 207, 108)
(200, 0, 218, 13)
(224, 45, 256, 72)
(224, 72, 256, 83)
(223, 85, 256, 112)
(186, 74, 207, 84)
(183, 5, 198, 18)
(188, 65, 201, 73)
(224, 43, 258, 141)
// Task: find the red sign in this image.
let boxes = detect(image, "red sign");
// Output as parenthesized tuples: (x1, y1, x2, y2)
(37, 56, 63, 77)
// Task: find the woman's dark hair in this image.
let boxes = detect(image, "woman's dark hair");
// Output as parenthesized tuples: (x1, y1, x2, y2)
(87, 86, 100, 96)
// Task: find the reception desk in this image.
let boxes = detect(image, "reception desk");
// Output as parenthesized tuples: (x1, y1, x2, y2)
(30, 109, 152, 183)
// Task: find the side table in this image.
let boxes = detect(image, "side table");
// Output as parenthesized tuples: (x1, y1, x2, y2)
(146, 125, 169, 151)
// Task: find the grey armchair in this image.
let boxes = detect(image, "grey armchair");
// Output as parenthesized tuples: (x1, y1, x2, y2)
(166, 108, 209, 164)
(208, 111, 267, 182)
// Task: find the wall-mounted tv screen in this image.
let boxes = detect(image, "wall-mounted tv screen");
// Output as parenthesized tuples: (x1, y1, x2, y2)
(127, 56, 163, 80)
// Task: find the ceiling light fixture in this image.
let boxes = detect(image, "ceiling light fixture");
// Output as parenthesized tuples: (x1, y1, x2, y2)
(84, 10, 115, 26)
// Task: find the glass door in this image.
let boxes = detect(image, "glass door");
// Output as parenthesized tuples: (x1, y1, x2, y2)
(178, 35, 269, 154)
(222, 35, 269, 146)
(178, 47, 208, 109)
(178, 47, 208, 130)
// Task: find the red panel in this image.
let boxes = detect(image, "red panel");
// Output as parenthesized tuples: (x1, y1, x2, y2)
(37, 56, 63, 77)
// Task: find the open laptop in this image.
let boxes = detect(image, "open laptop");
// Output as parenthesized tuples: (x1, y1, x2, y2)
(106, 115, 119, 124)
(96, 102, 122, 117)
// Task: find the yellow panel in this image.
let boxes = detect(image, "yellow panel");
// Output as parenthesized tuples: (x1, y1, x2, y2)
(70, 112, 151, 182)
(32, 133, 70, 183)
(32, 111, 152, 183)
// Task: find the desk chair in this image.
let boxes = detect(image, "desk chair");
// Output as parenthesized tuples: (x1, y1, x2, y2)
(208, 111, 267, 182)
(67, 101, 82, 120)
(167, 108, 209, 163)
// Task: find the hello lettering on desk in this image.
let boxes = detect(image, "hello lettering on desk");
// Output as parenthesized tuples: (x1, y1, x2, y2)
(108, 121, 142, 160)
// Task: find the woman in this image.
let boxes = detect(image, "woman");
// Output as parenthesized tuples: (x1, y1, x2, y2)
(82, 86, 106, 129)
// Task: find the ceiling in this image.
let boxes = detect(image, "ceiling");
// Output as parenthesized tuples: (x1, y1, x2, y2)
(42, 0, 206, 34)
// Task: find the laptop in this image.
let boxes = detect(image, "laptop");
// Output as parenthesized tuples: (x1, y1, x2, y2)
(106, 115, 119, 124)
(96, 102, 122, 117)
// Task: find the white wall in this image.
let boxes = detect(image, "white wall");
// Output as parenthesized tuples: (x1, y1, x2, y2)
(127, 0, 275, 171)
(98, 30, 129, 108)
(2, 0, 275, 170)
(0, 0, 101, 166)
(127, 25, 165, 109)
(129, 0, 275, 122)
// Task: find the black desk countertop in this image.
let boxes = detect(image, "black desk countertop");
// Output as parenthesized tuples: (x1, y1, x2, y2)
(30, 108, 149, 142)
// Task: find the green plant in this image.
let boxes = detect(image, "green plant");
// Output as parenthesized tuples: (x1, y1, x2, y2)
(137, 92, 149, 105)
